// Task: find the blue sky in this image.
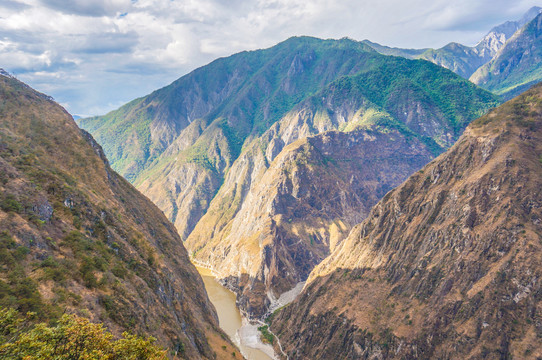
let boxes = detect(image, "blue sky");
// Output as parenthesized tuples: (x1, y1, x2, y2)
(0, 0, 540, 116)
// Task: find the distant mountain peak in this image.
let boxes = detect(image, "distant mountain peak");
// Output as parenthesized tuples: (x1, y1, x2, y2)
(471, 11, 542, 98)
(520, 6, 542, 26)
(476, 6, 542, 58)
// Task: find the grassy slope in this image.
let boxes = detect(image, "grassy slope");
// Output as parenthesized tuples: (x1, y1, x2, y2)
(0, 74, 236, 358)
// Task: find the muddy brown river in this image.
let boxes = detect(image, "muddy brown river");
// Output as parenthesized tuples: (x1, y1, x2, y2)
(196, 266, 274, 360)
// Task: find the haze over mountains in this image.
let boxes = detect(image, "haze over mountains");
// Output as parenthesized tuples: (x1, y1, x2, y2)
(364, 6, 542, 99)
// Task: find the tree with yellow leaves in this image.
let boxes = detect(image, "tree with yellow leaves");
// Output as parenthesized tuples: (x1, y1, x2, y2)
(0, 307, 166, 359)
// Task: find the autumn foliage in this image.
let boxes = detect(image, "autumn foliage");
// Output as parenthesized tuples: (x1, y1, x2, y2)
(0, 307, 166, 359)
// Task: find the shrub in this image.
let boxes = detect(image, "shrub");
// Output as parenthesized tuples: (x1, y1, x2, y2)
(0, 195, 21, 213)
(0, 307, 166, 359)
(257, 325, 274, 344)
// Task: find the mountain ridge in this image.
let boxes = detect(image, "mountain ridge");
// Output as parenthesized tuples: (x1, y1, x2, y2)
(270, 83, 542, 359)
(80, 37, 498, 318)
(471, 12, 542, 99)
(0, 73, 236, 358)
(363, 6, 542, 95)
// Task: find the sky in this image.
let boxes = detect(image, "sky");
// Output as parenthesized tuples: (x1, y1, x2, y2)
(0, 0, 540, 116)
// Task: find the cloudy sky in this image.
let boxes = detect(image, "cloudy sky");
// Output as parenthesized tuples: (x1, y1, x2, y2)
(1, 0, 540, 116)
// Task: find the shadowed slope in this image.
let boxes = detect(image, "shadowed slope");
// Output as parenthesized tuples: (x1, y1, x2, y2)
(272, 84, 542, 359)
(0, 72, 236, 358)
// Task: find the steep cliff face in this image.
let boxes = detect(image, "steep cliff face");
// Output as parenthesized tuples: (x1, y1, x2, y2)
(271, 85, 542, 359)
(188, 128, 434, 316)
(80, 37, 498, 319)
(471, 13, 542, 99)
(183, 58, 497, 317)
(0, 73, 236, 358)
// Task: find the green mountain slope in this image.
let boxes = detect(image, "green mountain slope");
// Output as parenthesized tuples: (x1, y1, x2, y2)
(471, 13, 542, 99)
(0, 72, 236, 358)
(271, 84, 542, 359)
(80, 37, 498, 318)
(78, 37, 377, 182)
(364, 7, 542, 87)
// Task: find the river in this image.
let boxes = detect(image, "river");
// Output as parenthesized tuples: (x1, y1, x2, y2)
(196, 266, 275, 360)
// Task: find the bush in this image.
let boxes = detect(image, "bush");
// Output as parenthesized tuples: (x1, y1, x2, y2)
(0, 195, 21, 213)
(257, 325, 274, 344)
(79, 259, 98, 289)
(0, 307, 166, 359)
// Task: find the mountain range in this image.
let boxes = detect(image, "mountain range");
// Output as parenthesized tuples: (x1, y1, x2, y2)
(363, 6, 542, 99)
(270, 81, 542, 360)
(2, 5, 541, 359)
(79, 37, 499, 317)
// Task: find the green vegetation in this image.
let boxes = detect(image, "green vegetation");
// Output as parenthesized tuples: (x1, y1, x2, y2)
(0, 195, 22, 213)
(0, 307, 166, 359)
(79, 36, 497, 187)
(257, 325, 274, 344)
(325, 57, 499, 138)
(0, 231, 54, 319)
(471, 16, 542, 98)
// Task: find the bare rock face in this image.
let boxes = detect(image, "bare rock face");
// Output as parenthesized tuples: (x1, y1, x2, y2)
(271, 84, 542, 359)
(80, 37, 498, 319)
(187, 127, 434, 316)
(474, 7, 541, 60)
(185, 68, 496, 318)
(471, 12, 542, 99)
(0, 75, 235, 358)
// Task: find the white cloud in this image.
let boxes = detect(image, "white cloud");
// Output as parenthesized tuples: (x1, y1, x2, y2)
(1, 0, 541, 116)
(38, 0, 132, 17)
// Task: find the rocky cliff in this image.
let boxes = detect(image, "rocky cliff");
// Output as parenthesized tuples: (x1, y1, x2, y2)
(0, 72, 236, 358)
(364, 7, 542, 85)
(271, 84, 542, 359)
(471, 12, 542, 99)
(184, 58, 497, 317)
(80, 37, 498, 318)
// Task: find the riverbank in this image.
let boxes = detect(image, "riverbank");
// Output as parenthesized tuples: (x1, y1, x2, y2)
(195, 266, 276, 360)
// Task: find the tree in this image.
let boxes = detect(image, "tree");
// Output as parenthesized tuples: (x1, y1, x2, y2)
(0, 307, 166, 359)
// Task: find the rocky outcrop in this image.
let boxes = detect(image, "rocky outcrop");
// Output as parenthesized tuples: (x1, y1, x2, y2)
(364, 7, 542, 84)
(271, 84, 542, 359)
(471, 12, 542, 99)
(0, 74, 235, 358)
(80, 37, 498, 319)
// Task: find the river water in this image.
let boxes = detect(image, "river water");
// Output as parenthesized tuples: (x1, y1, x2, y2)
(196, 266, 275, 360)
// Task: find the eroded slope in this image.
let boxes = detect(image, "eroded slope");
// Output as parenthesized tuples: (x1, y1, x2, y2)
(271, 84, 542, 359)
(0, 73, 235, 358)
